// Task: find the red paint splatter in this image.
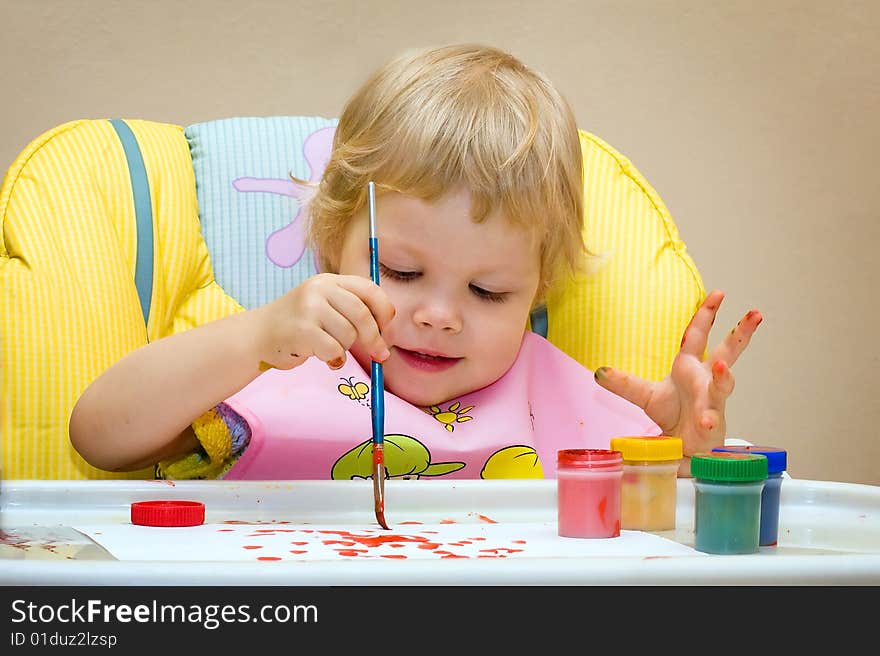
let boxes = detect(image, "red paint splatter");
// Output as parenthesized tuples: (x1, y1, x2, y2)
(398, 521, 423, 525)
(216, 528, 234, 532)
(257, 556, 281, 561)
(323, 540, 358, 547)
(317, 529, 439, 550)
(0, 534, 31, 550)
(216, 525, 536, 562)
(0, 531, 68, 557)
(222, 519, 293, 525)
(0, 531, 27, 545)
(440, 519, 456, 524)
(473, 514, 497, 524)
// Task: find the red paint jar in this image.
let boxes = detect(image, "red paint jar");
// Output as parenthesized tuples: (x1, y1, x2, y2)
(557, 449, 623, 539)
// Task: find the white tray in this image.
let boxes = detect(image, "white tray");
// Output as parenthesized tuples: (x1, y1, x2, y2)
(1, 478, 878, 585)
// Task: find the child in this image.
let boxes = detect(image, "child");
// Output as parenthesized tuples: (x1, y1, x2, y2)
(69, 44, 762, 480)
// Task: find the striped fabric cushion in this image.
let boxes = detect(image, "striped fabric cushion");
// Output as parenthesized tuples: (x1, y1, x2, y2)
(0, 119, 241, 479)
(545, 131, 705, 381)
(184, 116, 337, 310)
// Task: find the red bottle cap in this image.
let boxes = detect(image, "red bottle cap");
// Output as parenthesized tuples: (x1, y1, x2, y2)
(130, 500, 205, 527)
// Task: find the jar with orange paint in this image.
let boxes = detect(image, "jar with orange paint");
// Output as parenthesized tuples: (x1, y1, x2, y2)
(610, 436, 683, 531)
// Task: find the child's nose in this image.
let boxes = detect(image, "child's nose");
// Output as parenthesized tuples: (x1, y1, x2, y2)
(412, 299, 463, 333)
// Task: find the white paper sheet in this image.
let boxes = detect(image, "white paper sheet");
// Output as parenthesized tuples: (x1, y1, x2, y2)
(74, 520, 705, 561)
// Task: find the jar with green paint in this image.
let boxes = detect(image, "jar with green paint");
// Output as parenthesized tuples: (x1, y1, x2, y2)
(691, 452, 768, 555)
(712, 445, 787, 546)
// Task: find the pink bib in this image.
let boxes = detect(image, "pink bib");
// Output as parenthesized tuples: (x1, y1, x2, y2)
(222, 332, 659, 480)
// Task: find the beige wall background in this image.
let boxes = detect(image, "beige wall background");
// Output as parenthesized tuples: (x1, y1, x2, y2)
(2, 0, 877, 485)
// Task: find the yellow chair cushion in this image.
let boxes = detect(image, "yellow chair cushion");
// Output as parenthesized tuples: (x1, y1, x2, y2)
(0, 119, 242, 479)
(545, 131, 705, 381)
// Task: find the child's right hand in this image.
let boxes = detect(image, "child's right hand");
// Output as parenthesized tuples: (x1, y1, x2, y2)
(253, 273, 395, 371)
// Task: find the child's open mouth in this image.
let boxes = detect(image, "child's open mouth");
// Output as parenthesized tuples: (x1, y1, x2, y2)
(395, 347, 462, 373)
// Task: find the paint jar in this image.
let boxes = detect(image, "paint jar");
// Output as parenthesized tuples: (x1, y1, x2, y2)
(557, 449, 623, 539)
(610, 436, 683, 531)
(713, 445, 787, 546)
(691, 452, 768, 554)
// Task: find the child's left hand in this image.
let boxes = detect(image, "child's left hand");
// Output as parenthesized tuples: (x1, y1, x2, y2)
(593, 289, 762, 475)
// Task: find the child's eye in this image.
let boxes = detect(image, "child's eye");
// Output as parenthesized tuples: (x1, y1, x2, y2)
(470, 284, 508, 303)
(379, 263, 420, 282)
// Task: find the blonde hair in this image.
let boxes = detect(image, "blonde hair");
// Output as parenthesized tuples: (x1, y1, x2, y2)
(307, 43, 588, 302)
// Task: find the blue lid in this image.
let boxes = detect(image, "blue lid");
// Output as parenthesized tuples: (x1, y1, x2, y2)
(712, 445, 787, 473)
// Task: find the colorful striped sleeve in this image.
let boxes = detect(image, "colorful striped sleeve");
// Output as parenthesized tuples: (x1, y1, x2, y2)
(156, 402, 251, 479)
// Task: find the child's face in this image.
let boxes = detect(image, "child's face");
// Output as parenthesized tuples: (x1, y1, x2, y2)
(338, 187, 541, 407)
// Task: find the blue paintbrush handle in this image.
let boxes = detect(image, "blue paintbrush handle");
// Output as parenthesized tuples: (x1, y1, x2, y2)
(371, 360, 384, 446)
(368, 233, 384, 446)
(369, 237, 380, 283)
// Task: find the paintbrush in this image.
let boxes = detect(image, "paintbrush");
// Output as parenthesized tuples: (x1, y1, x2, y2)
(368, 181, 389, 530)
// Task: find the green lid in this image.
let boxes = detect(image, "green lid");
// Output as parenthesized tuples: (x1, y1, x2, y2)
(690, 452, 768, 482)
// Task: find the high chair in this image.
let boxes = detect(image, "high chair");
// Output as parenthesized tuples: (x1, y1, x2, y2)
(0, 116, 705, 479)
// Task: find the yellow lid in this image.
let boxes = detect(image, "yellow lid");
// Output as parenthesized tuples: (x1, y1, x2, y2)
(609, 436, 683, 461)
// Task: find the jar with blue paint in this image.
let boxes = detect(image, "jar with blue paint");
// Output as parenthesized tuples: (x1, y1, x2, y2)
(713, 445, 787, 546)
(690, 452, 768, 555)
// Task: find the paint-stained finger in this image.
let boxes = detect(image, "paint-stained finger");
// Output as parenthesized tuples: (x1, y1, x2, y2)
(594, 366, 654, 411)
(710, 309, 763, 369)
(306, 324, 348, 368)
(698, 407, 725, 437)
(680, 290, 725, 359)
(706, 359, 735, 409)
